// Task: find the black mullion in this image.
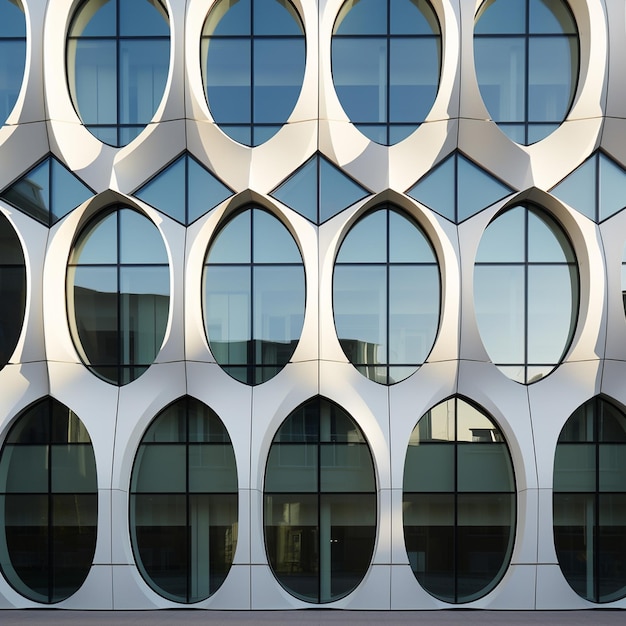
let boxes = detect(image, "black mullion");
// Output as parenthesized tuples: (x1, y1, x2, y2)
(525, 1, 530, 144)
(249, 210, 255, 384)
(116, 209, 123, 385)
(453, 398, 458, 603)
(317, 416, 322, 602)
(594, 398, 600, 602)
(595, 153, 601, 222)
(47, 399, 54, 602)
(454, 154, 459, 223)
(386, 2, 391, 144)
(524, 208, 529, 383)
(250, 1, 255, 144)
(116, 0, 121, 146)
(385, 209, 390, 383)
(185, 400, 191, 602)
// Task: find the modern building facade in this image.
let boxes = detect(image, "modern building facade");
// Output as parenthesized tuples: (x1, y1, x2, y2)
(0, 0, 625, 611)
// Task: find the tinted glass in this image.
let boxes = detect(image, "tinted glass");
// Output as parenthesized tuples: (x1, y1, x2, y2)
(0, 213, 26, 369)
(0, 398, 97, 603)
(203, 0, 305, 146)
(403, 397, 515, 603)
(332, 0, 440, 145)
(334, 207, 440, 384)
(68, 0, 170, 147)
(0, 0, 26, 126)
(67, 207, 170, 385)
(204, 208, 305, 385)
(554, 397, 626, 603)
(474, 0, 578, 145)
(131, 397, 237, 603)
(474, 204, 578, 384)
(264, 397, 376, 603)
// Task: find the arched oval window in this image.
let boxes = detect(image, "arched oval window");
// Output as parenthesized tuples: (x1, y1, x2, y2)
(202, 0, 306, 146)
(203, 207, 305, 385)
(554, 397, 626, 603)
(333, 206, 440, 384)
(332, 0, 441, 145)
(0, 212, 26, 369)
(474, 204, 578, 384)
(130, 397, 238, 603)
(67, 0, 170, 147)
(0, 398, 97, 603)
(0, 0, 26, 126)
(403, 397, 516, 603)
(264, 397, 376, 603)
(67, 206, 170, 385)
(474, 0, 579, 145)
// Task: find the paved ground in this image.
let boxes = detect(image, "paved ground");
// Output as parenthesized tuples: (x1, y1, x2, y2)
(0, 610, 623, 626)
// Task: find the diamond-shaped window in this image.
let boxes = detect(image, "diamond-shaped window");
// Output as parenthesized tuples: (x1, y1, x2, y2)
(0, 155, 94, 226)
(134, 153, 233, 225)
(407, 152, 514, 223)
(271, 153, 370, 224)
(550, 151, 626, 222)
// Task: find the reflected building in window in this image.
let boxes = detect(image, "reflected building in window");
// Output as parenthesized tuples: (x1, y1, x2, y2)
(0, 0, 625, 613)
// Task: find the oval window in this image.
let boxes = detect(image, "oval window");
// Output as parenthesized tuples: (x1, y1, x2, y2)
(0, 0, 26, 126)
(333, 206, 440, 384)
(0, 212, 26, 369)
(554, 397, 626, 603)
(264, 397, 376, 603)
(67, 0, 170, 146)
(403, 397, 516, 603)
(332, 0, 441, 145)
(202, 0, 306, 146)
(474, 204, 578, 384)
(474, 0, 579, 145)
(203, 207, 305, 385)
(0, 398, 97, 603)
(130, 397, 238, 603)
(67, 207, 170, 385)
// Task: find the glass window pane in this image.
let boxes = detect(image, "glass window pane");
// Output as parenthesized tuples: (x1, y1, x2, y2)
(205, 265, 251, 364)
(388, 211, 434, 263)
(553, 492, 595, 601)
(254, 39, 304, 124)
(334, 265, 387, 364)
(265, 444, 317, 492)
(528, 37, 574, 123)
(335, 0, 386, 34)
(254, 211, 301, 263)
(530, 0, 576, 34)
(207, 211, 251, 264)
(72, 211, 117, 264)
(527, 264, 575, 364)
(554, 443, 596, 491)
(474, 265, 525, 364)
(598, 494, 626, 602)
(71, 39, 117, 125)
(133, 445, 186, 492)
(336, 210, 386, 262)
(264, 493, 318, 602)
(119, 209, 168, 264)
(0, 39, 26, 124)
(206, 39, 252, 125)
(389, 265, 439, 365)
(51, 444, 97, 493)
(528, 210, 573, 262)
(189, 444, 238, 492)
(474, 38, 526, 123)
(476, 207, 525, 262)
(320, 443, 375, 492)
(391, 0, 439, 35)
(457, 443, 514, 492)
(254, 0, 303, 35)
(599, 444, 626, 492)
(119, 39, 169, 126)
(475, 0, 526, 34)
(456, 493, 515, 602)
(404, 442, 455, 492)
(389, 38, 438, 124)
(403, 492, 455, 602)
(3, 445, 48, 492)
(120, 0, 169, 36)
(332, 38, 387, 124)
